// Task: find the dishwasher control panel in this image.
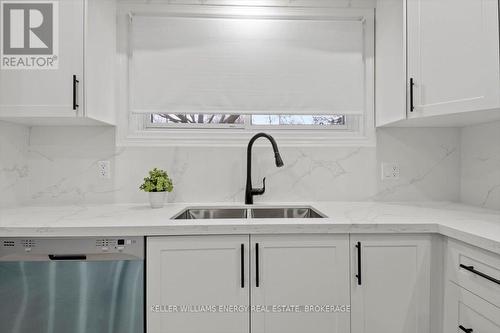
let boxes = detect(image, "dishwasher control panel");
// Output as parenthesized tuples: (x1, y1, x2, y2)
(95, 238, 135, 252)
(0, 237, 144, 261)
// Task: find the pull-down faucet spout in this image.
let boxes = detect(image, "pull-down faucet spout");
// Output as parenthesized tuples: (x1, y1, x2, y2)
(245, 133, 284, 205)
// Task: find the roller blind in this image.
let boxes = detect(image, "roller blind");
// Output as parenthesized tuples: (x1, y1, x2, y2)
(130, 13, 366, 115)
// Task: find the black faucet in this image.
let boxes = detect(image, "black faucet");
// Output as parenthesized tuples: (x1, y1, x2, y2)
(245, 133, 284, 204)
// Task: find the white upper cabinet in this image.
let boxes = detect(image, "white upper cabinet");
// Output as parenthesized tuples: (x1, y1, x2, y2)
(0, 0, 116, 126)
(0, 0, 83, 118)
(376, 0, 500, 127)
(407, 0, 500, 117)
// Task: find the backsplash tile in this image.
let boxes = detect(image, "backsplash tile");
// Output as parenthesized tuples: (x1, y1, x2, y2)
(0, 121, 29, 208)
(375, 128, 460, 202)
(461, 121, 500, 210)
(21, 126, 461, 205)
(26, 126, 117, 205)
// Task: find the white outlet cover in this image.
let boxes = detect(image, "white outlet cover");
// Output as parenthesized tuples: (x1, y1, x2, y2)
(381, 163, 400, 180)
(97, 160, 111, 179)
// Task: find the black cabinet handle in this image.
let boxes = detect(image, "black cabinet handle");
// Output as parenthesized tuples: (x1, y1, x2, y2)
(240, 244, 244, 288)
(256, 243, 260, 287)
(49, 254, 86, 261)
(459, 325, 473, 333)
(410, 78, 415, 112)
(355, 242, 362, 285)
(460, 264, 500, 285)
(73, 75, 79, 110)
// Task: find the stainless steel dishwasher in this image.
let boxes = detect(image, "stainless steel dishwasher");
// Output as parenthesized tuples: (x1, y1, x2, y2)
(0, 237, 144, 333)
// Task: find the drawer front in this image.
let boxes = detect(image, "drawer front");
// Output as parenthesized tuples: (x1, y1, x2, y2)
(444, 282, 500, 333)
(446, 239, 500, 306)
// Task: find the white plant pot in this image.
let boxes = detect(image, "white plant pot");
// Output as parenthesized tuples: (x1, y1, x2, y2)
(149, 192, 167, 209)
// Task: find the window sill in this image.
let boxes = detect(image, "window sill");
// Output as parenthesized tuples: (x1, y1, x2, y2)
(117, 128, 376, 147)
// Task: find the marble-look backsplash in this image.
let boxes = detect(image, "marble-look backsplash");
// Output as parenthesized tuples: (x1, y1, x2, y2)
(1, 124, 460, 206)
(0, 121, 29, 208)
(460, 121, 500, 210)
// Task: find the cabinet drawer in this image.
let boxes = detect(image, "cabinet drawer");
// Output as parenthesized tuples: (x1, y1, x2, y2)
(444, 282, 500, 333)
(446, 239, 500, 306)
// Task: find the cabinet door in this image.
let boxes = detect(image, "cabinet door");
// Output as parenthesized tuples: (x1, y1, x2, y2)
(147, 236, 250, 333)
(407, 0, 500, 117)
(350, 235, 431, 333)
(250, 234, 350, 333)
(0, 0, 84, 117)
(443, 282, 500, 333)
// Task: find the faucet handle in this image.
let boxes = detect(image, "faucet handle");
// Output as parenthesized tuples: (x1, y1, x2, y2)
(252, 177, 266, 196)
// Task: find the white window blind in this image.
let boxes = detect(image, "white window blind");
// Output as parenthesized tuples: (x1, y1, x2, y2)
(130, 12, 367, 115)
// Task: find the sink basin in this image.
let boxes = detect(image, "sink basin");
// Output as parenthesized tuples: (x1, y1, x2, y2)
(251, 207, 325, 219)
(172, 206, 326, 220)
(173, 208, 248, 220)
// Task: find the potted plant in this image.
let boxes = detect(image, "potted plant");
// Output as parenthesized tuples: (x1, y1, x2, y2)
(139, 168, 174, 208)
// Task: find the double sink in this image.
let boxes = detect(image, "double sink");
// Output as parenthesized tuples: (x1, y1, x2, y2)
(173, 206, 326, 220)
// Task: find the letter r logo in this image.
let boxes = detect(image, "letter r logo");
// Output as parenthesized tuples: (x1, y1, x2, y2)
(2, 2, 53, 55)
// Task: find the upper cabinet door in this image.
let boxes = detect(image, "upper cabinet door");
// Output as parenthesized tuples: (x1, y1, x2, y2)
(350, 235, 431, 333)
(0, 0, 84, 117)
(147, 235, 250, 333)
(407, 0, 500, 117)
(250, 234, 350, 333)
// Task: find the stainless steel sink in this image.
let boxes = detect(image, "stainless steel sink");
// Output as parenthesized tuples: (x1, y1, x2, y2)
(173, 208, 248, 220)
(251, 207, 325, 219)
(173, 206, 326, 219)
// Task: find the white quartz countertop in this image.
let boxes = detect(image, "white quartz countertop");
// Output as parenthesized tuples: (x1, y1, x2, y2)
(1, 202, 499, 255)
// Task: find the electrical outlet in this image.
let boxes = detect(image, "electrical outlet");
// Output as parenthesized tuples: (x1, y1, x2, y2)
(97, 160, 111, 179)
(381, 163, 400, 180)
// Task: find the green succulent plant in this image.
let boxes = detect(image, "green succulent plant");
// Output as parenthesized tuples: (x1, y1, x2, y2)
(139, 168, 174, 193)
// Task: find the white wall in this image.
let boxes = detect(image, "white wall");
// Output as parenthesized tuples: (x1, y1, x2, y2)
(460, 121, 500, 210)
(0, 121, 29, 208)
(21, 126, 460, 205)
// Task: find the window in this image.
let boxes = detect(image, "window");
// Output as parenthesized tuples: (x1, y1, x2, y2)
(150, 114, 245, 127)
(120, 4, 375, 146)
(251, 115, 346, 126)
(148, 113, 346, 128)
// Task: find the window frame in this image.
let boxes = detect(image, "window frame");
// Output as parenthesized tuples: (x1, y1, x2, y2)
(116, 4, 375, 147)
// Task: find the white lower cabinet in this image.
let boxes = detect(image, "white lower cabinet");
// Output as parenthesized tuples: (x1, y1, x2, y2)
(443, 282, 500, 333)
(443, 239, 500, 333)
(350, 235, 431, 333)
(147, 234, 350, 333)
(445, 239, 500, 307)
(147, 235, 250, 333)
(250, 234, 350, 333)
(147, 234, 433, 333)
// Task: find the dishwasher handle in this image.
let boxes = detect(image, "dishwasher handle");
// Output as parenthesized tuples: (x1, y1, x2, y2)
(49, 254, 87, 261)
